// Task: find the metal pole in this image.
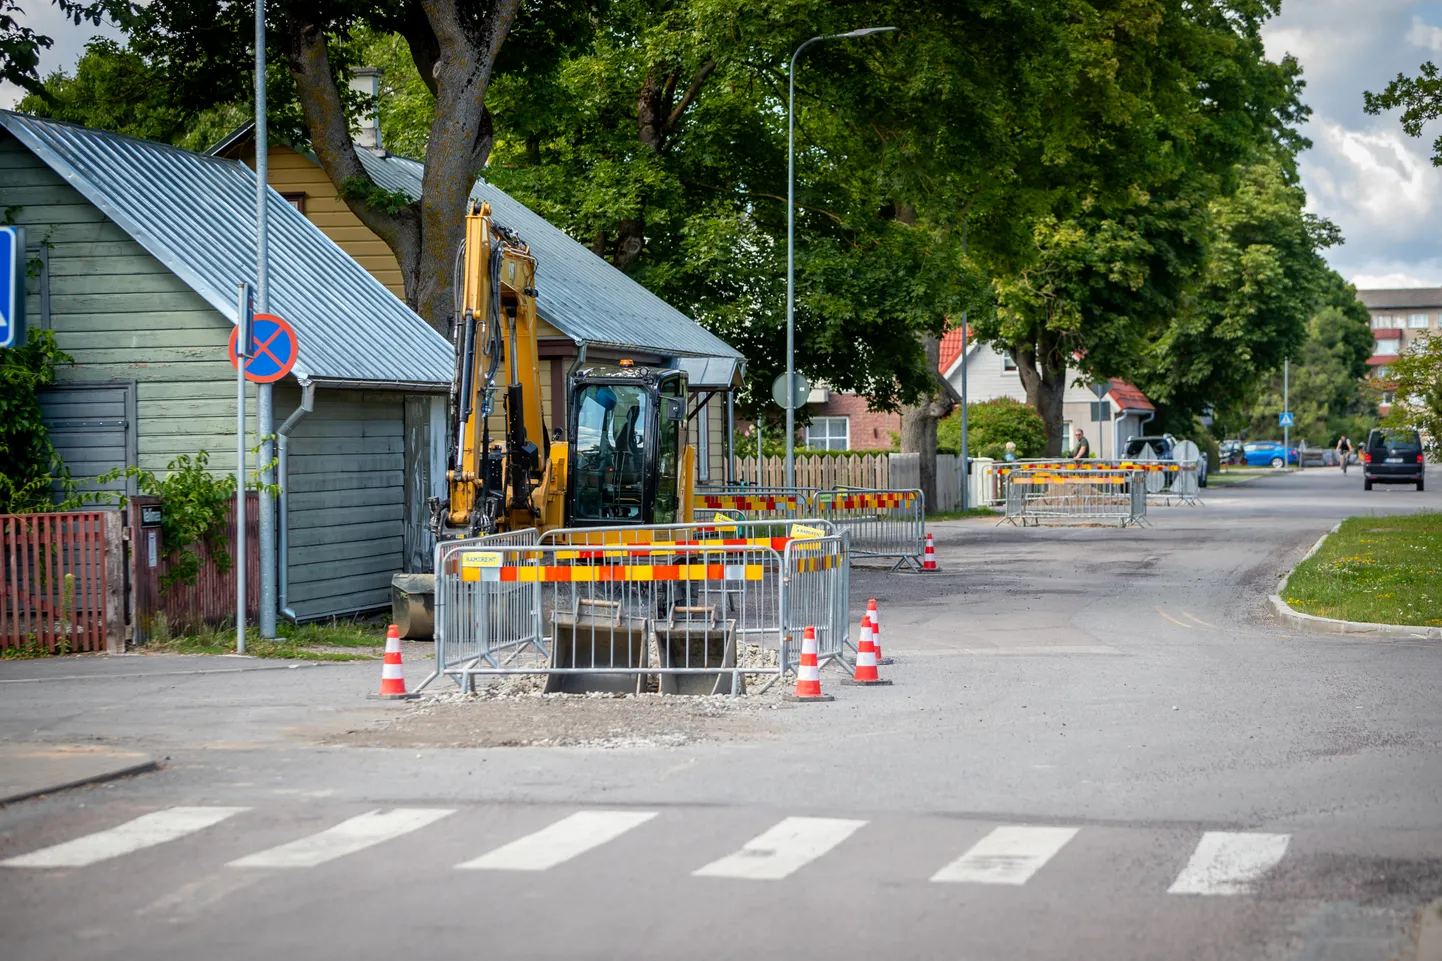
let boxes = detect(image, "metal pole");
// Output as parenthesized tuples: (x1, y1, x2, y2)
(1283, 357, 1289, 466)
(254, 0, 277, 638)
(726, 390, 736, 485)
(958, 216, 969, 511)
(235, 283, 250, 655)
(784, 27, 895, 491)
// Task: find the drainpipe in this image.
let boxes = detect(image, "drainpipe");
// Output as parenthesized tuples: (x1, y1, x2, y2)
(277, 381, 316, 623)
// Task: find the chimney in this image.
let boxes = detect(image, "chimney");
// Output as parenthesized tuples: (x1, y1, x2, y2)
(349, 67, 384, 153)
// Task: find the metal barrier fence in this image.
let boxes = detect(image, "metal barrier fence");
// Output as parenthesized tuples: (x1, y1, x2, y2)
(809, 488, 925, 571)
(429, 524, 851, 695)
(691, 490, 806, 522)
(997, 460, 1201, 506)
(1002, 469, 1147, 527)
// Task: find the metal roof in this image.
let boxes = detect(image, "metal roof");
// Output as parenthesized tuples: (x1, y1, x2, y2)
(351, 150, 742, 360)
(676, 355, 743, 389)
(1355, 288, 1442, 310)
(0, 111, 452, 388)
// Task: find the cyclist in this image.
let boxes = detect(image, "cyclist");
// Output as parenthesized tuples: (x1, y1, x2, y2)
(1336, 435, 1353, 473)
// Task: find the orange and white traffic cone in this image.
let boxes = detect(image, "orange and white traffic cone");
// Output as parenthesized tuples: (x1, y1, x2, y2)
(843, 613, 891, 686)
(923, 532, 938, 571)
(784, 626, 833, 702)
(369, 624, 418, 700)
(869, 598, 893, 665)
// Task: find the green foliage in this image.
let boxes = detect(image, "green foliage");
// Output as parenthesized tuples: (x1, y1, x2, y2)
(1365, 61, 1442, 165)
(0, 329, 75, 514)
(99, 452, 237, 591)
(336, 176, 416, 216)
(1383, 335, 1442, 459)
(0, 0, 122, 98)
(938, 398, 1047, 460)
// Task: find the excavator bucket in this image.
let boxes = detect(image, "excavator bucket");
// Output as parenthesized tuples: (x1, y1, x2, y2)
(653, 605, 742, 696)
(545, 598, 648, 694)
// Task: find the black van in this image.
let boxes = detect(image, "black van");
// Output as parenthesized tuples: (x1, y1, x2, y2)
(1362, 428, 1425, 491)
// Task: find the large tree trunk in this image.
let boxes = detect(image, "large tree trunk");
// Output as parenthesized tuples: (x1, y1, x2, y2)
(900, 332, 961, 509)
(1014, 328, 1069, 455)
(282, 0, 521, 334)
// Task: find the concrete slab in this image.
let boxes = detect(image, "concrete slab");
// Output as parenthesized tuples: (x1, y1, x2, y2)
(0, 743, 158, 805)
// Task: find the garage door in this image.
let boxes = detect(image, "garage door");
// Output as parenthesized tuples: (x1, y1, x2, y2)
(37, 383, 137, 497)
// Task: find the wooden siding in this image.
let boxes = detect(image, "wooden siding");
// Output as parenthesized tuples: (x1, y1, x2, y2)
(0, 134, 258, 480)
(278, 386, 406, 618)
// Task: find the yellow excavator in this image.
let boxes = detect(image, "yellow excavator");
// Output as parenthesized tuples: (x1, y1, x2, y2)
(392, 202, 696, 636)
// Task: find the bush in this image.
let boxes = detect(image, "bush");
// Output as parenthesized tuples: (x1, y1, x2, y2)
(938, 398, 1047, 459)
(0, 330, 76, 513)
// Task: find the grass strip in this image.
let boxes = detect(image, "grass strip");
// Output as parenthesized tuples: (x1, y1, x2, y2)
(928, 507, 999, 520)
(1284, 512, 1442, 626)
(149, 619, 388, 661)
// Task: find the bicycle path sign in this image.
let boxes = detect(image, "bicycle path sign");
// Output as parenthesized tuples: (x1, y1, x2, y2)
(228, 313, 299, 383)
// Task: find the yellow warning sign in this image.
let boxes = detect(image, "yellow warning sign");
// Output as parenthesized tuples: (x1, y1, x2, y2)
(790, 523, 827, 539)
(460, 551, 503, 569)
(712, 512, 739, 532)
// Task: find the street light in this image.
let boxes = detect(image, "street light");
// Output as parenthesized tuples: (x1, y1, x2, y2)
(785, 26, 897, 487)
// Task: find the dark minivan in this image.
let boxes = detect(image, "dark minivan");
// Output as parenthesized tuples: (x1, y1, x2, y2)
(1362, 428, 1425, 491)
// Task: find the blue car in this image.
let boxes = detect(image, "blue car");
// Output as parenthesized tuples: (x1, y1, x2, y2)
(1241, 440, 1298, 468)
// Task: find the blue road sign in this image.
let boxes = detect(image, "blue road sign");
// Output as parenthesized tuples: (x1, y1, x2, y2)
(1279, 411, 1294, 427)
(0, 226, 26, 349)
(228, 312, 299, 383)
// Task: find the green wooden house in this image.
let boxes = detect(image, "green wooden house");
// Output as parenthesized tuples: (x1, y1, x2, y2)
(0, 111, 452, 621)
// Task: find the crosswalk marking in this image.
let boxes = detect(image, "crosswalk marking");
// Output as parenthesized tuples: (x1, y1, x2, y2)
(930, 825, 1079, 885)
(456, 810, 657, 871)
(228, 808, 454, 869)
(692, 817, 867, 881)
(0, 806, 249, 869)
(1167, 831, 1290, 895)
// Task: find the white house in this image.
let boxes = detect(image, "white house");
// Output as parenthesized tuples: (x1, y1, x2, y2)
(940, 331, 1157, 458)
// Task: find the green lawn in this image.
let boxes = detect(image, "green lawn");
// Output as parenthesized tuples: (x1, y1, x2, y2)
(1284, 512, 1442, 626)
(148, 618, 389, 661)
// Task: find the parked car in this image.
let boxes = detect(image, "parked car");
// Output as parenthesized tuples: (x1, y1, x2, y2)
(1122, 434, 1209, 487)
(1218, 440, 1245, 466)
(1241, 440, 1298, 468)
(1362, 427, 1424, 491)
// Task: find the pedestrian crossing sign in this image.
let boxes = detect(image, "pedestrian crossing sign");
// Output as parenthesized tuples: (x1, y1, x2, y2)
(1279, 412, 1294, 427)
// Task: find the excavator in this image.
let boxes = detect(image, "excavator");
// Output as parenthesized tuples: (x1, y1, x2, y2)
(391, 202, 696, 637)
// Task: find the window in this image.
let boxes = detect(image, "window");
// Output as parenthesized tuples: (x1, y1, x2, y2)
(1375, 365, 1390, 379)
(1374, 339, 1400, 356)
(1381, 390, 1396, 406)
(805, 416, 849, 451)
(569, 384, 651, 522)
(281, 192, 306, 213)
(1001, 350, 1017, 371)
(1372, 315, 1387, 329)
(1411, 313, 1430, 328)
(1060, 421, 1071, 455)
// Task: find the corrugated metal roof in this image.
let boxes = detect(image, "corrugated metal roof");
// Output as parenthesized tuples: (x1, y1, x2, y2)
(352, 150, 741, 360)
(0, 111, 452, 388)
(676, 355, 743, 389)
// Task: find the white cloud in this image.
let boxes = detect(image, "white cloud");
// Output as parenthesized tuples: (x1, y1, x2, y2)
(1406, 15, 1442, 51)
(1351, 271, 1442, 288)
(0, 3, 123, 108)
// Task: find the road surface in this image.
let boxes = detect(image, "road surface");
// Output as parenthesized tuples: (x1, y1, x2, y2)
(1, 468, 1438, 960)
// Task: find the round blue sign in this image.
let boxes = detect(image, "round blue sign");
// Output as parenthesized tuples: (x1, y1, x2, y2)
(229, 313, 299, 383)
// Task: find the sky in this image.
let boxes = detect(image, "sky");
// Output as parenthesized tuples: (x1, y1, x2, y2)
(4, 1, 1442, 290)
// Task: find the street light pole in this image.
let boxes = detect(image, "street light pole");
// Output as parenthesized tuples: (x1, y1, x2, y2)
(785, 26, 896, 488)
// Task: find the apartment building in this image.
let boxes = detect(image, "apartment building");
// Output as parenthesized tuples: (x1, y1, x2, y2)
(1357, 287, 1442, 414)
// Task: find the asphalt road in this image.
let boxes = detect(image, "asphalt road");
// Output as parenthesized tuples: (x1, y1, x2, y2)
(1, 468, 1439, 961)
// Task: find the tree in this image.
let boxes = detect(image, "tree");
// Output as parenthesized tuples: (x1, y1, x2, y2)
(1382, 335, 1442, 459)
(971, 1, 1312, 455)
(938, 398, 1046, 461)
(1364, 61, 1442, 164)
(106, 0, 534, 334)
(0, 0, 116, 98)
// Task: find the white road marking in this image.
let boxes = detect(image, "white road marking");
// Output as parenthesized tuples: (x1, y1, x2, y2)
(456, 810, 657, 871)
(1, 806, 249, 868)
(1167, 831, 1290, 895)
(692, 817, 867, 880)
(930, 825, 1079, 885)
(228, 808, 454, 868)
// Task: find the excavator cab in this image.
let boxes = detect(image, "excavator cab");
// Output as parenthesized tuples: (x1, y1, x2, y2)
(565, 364, 690, 528)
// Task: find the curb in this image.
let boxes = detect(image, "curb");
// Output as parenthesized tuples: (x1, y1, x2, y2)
(1416, 898, 1442, 961)
(0, 758, 161, 807)
(1269, 523, 1442, 641)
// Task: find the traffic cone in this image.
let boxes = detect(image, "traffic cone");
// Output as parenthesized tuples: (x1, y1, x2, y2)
(869, 598, 893, 665)
(368, 624, 418, 700)
(843, 613, 891, 686)
(784, 626, 834, 702)
(923, 532, 938, 571)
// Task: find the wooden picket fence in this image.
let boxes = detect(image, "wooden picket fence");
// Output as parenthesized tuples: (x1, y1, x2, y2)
(1, 510, 123, 653)
(730, 452, 961, 511)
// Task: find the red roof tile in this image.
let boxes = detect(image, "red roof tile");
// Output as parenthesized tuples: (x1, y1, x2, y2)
(938, 325, 970, 373)
(1106, 378, 1154, 412)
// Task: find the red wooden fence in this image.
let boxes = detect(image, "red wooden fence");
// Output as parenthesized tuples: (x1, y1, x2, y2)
(129, 493, 259, 641)
(1, 511, 111, 653)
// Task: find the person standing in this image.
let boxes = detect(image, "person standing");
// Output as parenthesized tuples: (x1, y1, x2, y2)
(1071, 428, 1091, 460)
(1336, 435, 1352, 473)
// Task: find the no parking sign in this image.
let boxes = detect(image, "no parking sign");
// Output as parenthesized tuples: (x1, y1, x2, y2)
(228, 313, 299, 383)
